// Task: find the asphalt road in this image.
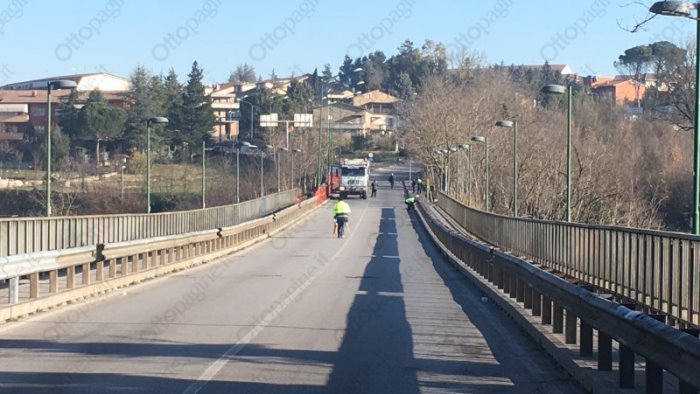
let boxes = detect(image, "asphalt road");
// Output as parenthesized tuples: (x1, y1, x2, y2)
(0, 164, 584, 393)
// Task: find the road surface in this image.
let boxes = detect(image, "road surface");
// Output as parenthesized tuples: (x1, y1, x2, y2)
(0, 165, 584, 393)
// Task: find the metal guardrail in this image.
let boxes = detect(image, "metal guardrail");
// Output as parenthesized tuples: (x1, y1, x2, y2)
(419, 200, 700, 392)
(0, 196, 319, 320)
(0, 190, 297, 257)
(436, 191, 700, 327)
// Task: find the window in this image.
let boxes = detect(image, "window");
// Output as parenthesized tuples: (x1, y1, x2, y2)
(31, 106, 46, 116)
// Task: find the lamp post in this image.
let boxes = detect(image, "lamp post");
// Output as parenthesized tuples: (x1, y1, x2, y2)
(260, 144, 272, 197)
(202, 137, 206, 209)
(541, 83, 572, 222)
(45, 80, 77, 217)
(277, 147, 288, 192)
(292, 148, 301, 191)
(496, 119, 519, 216)
(237, 98, 255, 141)
(650, 0, 700, 233)
(471, 136, 489, 211)
(324, 67, 363, 195)
(458, 143, 471, 200)
(235, 141, 252, 203)
(146, 116, 169, 213)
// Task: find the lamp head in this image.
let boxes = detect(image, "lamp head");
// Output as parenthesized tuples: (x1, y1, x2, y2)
(495, 120, 514, 128)
(471, 136, 486, 144)
(48, 80, 77, 90)
(541, 84, 567, 95)
(650, 1, 694, 17)
(147, 116, 169, 125)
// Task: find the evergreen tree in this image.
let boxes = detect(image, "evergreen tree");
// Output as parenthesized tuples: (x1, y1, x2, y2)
(125, 66, 166, 150)
(163, 68, 184, 146)
(179, 61, 215, 159)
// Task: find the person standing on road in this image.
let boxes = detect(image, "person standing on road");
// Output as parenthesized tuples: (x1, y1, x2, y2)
(371, 179, 377, 198)
(332, 196, 352, 238)
(411, 179, 416, 193)
(416, 177, 423, 194)
(389, 173, 395, 189)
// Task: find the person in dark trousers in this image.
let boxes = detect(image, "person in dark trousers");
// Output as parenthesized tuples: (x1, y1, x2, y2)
(416, 177, 423, 194)
(371, 179, 377, 198)
(411, 179, 416, 193)
(389, 173, 395, 189)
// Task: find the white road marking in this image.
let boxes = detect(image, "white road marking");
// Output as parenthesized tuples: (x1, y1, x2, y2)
(183, 207, 368, 394)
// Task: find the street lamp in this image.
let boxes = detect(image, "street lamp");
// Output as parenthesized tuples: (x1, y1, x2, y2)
(237, 98, 255, 141)
(496, 119, 519, 216)
(541, 83, 572, 222)
(277, 147, 288, 192)
(45, 79, 77, 217)
(471, 135, 489, 211)
(324, 67, 363, 195)
(202, 136, 207, 209)
(235, 141, 253, 203)
(457, 143, 471, 201)
(292, 148, 301, 191)
(650, 0, 700, 233)
(146, 116, 169, 213)
(260, 144, 272, 197)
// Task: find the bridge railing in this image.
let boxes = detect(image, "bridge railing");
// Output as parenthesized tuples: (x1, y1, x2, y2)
(0, 194, 319, 321)
(437, 191, 700, 327)
(419, 199, 700, 391)
(0, 190, 297, 257)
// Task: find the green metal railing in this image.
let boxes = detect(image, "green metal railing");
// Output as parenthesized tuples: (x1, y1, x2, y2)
(437, 191, 700, 326)
(0, 190, 298, 257)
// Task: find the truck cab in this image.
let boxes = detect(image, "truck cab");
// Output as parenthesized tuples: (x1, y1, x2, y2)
(339, 159, 370, 199)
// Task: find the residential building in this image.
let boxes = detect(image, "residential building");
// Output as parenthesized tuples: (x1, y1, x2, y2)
(591, 79, 646, 107)
(1, 72, 130, 92)
(205, 83, 240, 141)
(312, 90, 401, 137)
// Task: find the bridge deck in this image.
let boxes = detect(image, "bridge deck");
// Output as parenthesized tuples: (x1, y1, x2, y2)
(0, 167, 582, 393)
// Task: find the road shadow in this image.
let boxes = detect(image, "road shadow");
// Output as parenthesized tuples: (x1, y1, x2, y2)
(325, 207, 419, 393)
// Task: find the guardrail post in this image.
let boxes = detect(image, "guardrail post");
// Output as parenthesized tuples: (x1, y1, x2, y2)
(66, 266, 75, 289)
(516, 279, 525, 303)
(680, 328, 700, 394)
(109, 258, 116, 279)
(122, 257, 130, 276)
(495, 266, 504, 289)
(532, 289, 542, 316)
(82, 263, 90, 285)
(598, 331, 612, 370)
(503, 272, 510, 293)
(524, 284, 532, 309)
(542, 296, 552, 325)
(49, 270, 58, 293)
(8, 277, 19, 304)
(565, 309, 577, 344)
(645, 314, 665, 394)
(509, 275, 517, 298)
(553, 303, 564, 333)
(619, 303, 637, 389)
(96, 261, 104, 282)
(29, 272, 39, 298)
(580, 319, 593, 357)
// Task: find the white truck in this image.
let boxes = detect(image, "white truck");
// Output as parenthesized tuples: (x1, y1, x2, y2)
(338, 158, 370, 199)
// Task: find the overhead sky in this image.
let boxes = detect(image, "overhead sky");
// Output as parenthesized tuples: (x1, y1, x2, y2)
(0, 0, 693, 85)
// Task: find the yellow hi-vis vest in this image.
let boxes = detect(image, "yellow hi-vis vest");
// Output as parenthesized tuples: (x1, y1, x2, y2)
(333, 200, 351, 216)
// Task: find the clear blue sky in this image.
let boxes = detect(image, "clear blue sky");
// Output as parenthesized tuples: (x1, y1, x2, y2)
(0, 0, 692, 85)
